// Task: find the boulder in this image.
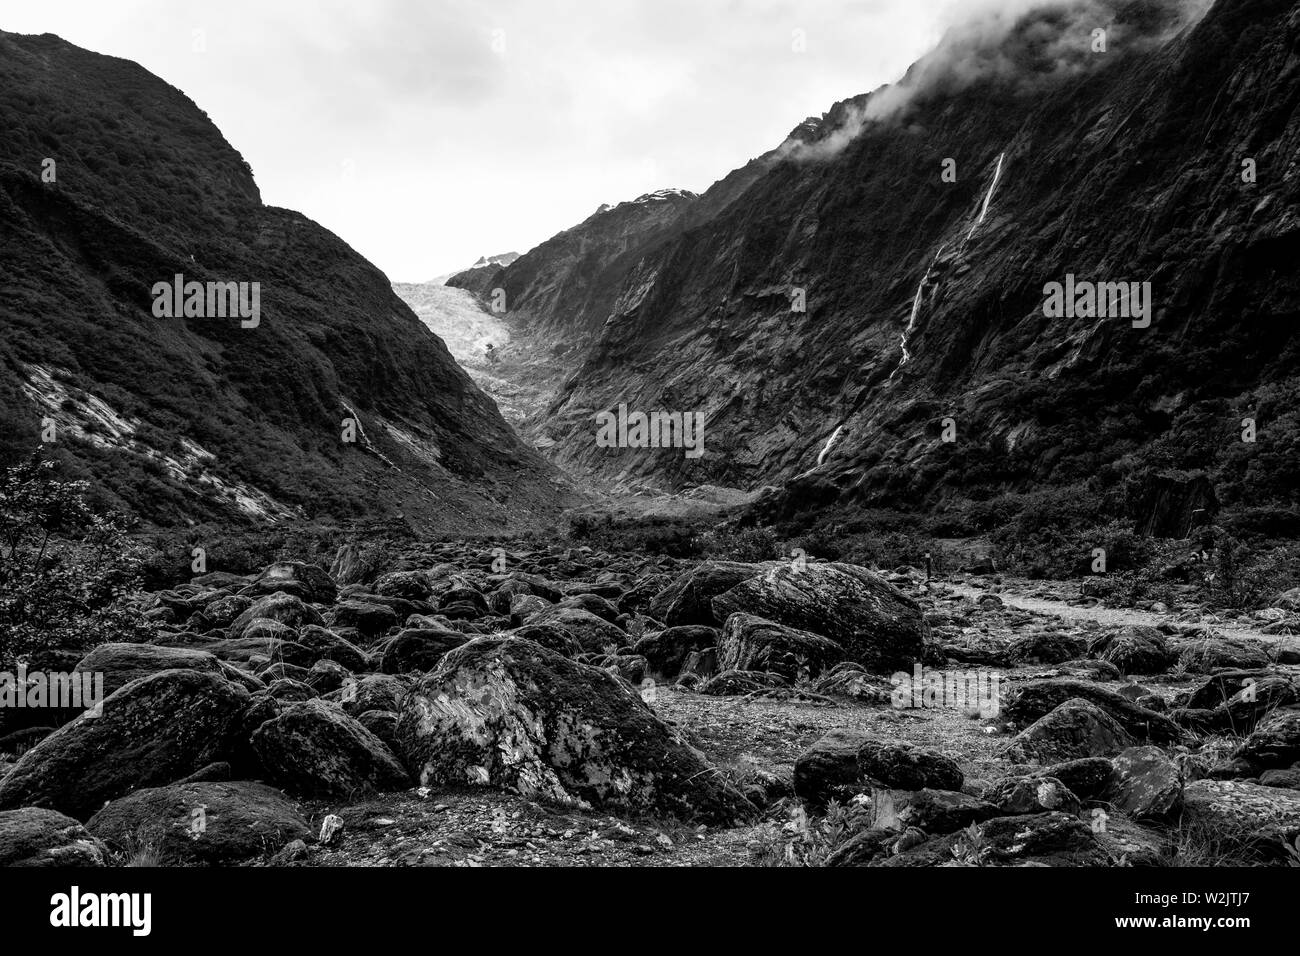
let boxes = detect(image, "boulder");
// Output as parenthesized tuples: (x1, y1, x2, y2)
(1006, 698, 1137, 763)
(793, 730, 963, 808)
(380, 629, 471, 675)
(632, 626, 720, 678)
(0, 671, 249, 819)
(395, 637, 753, 823)
(985, 776, 1084, 816)
(1181, 779, 1300, 838)
(717, 614, 844, 681)
(529, 607, 626, 653)
(507, 623, 583, 658)
(648, 561, 769, 627)
(1003, 679, 1184, 744)
(74, 643, 222, 698)
(228, 592, 323, 639)
(251, 699, 410, 799)
(1235, 708, 1300, 770)
(711, 564, 928, 674)
(244, 563, 337, 604)
(329, 601, 399, 639)
(1106, 746, 1184, 819)
(86, 781, 310, 865)
(0, 808, 107, 866)
(1030, 758, 1116, 800)
(1090, 626, 1175, 675)
(295, 626, 370, 671)
(1175, 637, 1272, 674)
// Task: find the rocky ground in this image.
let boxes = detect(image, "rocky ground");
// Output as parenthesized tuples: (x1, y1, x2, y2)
(2, 542, 1298, 868)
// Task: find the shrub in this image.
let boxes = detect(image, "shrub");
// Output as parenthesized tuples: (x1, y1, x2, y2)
(0, 457, 154, 667)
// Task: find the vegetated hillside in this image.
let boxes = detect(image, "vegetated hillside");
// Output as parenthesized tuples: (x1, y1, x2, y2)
(0, 31, 572, 531)
(453, 0, 1300, 526)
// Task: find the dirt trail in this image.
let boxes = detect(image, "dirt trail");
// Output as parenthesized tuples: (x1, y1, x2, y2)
(942, 582, 1298, 651)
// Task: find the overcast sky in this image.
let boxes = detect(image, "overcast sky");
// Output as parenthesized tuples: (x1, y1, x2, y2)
(3, 0, 961, 281)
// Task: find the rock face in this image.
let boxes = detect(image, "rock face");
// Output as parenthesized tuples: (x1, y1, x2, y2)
(711, 565, 928, 673)
(1130, 471, 1219, 539)
(0, 671, 249, 820)
(444, 0, 1297, 529)
(717, 614, 844, 681)
(250, 700, 411, 799)
(0, 808, 107, 866)
(793, 730, 963, 807)
(395, 637, 754, 823)
(86, 781, 311, 865)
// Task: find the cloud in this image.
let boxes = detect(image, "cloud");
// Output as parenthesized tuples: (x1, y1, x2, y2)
(783, 0, 1215, 161)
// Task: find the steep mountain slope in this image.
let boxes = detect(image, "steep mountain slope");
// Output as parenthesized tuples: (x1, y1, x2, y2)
(458, 0, 1300, 515)
(0, 31, 572, 530)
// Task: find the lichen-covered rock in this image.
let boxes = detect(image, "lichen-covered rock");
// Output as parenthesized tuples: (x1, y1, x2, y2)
(793, 730, 963, 808)
(1089, 626, 1175, 675)
(228, 591, 323, 639)
(1235, 708, 1300, 770)
(1106, 746, 1184, 819)
(1006, 698, 1136, 763)
(380, 628, 470, 674)
(74, 643, 223, 698)
(717, 613, 845, 681)
(648, 562, 770, 627)
(395, 637, 754, 823)
(86, 781, 310, 865)
(1181, 779, 1300, 835)
(0, 808, 107, 866)
(1174, 637, 1272, 674)
(1003, 679, 1184, 744)
(244, 563, 337, 604)
(986, 776, 1083, 816)
(632, 626, 720, 678)
(711, 564, 928, 674)
(0, 671, 249, 820)
(529, 607, 626, 653)
(251, 700, 410, 799)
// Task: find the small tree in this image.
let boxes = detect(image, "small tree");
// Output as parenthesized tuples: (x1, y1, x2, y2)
(0, 457, 152, 667)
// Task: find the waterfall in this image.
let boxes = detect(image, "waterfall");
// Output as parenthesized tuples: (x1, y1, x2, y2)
(816, 425, 844, 466)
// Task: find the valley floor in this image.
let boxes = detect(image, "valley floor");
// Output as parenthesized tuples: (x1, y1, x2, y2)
(257, 575, 1300, 868)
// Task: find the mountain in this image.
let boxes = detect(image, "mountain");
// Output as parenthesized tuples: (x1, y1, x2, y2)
(448, 0, 1300, 520)
(427, 251, 520, 288)
(0, 31, 572, 531)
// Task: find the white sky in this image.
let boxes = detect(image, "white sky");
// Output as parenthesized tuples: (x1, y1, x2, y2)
(1, 0, 961, 281)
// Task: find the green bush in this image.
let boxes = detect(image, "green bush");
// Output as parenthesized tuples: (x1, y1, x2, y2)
(0, 457, 154, 667)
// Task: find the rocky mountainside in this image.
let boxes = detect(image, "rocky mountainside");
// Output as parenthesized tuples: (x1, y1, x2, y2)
(453, 0, 1300, 518)
(0, 31, 571, 530)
